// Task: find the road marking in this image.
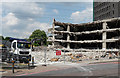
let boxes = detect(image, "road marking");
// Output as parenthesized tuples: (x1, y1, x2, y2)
(67, 63, 93, 76)
(78, 66, 93, 76)
(89, 61, 120, 65)
(16, 61, 119, 76)
(16, 66, 72, 76)
(16, 69, 58, 76)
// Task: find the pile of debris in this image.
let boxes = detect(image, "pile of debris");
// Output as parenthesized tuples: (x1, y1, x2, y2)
(50, 51, 118, 62)
(31, 48, 119, 64)
(33, 46, 48, 51)
(31, 49, 57, 64)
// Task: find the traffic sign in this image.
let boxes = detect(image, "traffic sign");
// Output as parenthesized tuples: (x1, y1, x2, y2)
(56, 50, 61, 55)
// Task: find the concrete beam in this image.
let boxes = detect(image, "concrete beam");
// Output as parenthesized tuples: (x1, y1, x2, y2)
(54, 18, 120, 27)
(53, 28, 120, 35)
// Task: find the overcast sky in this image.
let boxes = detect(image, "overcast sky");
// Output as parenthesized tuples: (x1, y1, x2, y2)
(1, 0, 93, 38)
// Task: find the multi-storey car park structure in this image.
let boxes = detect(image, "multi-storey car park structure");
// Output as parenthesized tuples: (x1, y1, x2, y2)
(48, 18, 120, 53)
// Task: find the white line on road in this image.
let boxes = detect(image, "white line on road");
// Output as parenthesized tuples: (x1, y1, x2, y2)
(68, 63, 93, 76)
(79, 66, 93, 76)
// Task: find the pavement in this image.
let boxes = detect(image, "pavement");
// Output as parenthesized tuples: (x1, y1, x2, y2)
(0, 58, 119, 76)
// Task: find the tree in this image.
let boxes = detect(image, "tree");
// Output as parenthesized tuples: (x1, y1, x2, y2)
(0, 36, 4, 40)
(4, 37, 11, 40)
(29, 29, 47, 46)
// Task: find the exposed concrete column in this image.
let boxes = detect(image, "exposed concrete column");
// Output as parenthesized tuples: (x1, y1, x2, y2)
(52, 18, 55, 47)
(67, 25, 70, 49)
(67, 25, 70, 40)
(67, 43, 70, 49)
(102, 22, 107, 50)
(75, 36, 78, 48)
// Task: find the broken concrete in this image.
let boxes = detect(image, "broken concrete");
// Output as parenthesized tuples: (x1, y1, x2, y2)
(48, 18, 120, 53)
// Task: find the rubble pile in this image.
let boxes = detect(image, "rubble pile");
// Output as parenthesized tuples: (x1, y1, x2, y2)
(31, 49, 56, 64)
(31, 49, 118, 64)
(50, 58, 59, 62)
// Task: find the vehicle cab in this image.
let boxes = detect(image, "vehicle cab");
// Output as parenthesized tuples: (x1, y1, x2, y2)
(10, 38, 31, 63)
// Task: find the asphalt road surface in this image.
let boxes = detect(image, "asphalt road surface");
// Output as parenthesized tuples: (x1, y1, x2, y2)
(21, 62, 119, 76)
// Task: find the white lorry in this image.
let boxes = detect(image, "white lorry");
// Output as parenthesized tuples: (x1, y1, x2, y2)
(5, 38, 32, 63)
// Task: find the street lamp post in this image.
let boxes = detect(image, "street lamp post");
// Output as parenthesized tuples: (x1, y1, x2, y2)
(64, 49, 65, 64)
(42, 47, 47, 66)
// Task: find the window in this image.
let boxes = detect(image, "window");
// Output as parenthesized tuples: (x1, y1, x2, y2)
(13, 42, 16, 49)
(113, 11, 114, 14)
(113, 4, 114, 8)
(109, 12, 111, 16)
(17, 42, 31, 49)
(107, 6, 108, 10)
(109, 6, 111, 9)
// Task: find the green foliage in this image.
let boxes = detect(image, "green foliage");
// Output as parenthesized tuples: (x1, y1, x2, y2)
(29, 29, 47, 46)
(47, 41, 52, 45)
(0, 36, 4, 40)
(4, 37, 11, 40)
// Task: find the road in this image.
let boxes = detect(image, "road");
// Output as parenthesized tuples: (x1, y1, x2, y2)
(18, 61, 119, 76)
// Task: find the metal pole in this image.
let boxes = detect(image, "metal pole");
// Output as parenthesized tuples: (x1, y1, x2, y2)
(118, 46, 120, 57)
(17, 55, 19, 68)
(32, 57, 34, 66)
(12, 60, 14, 73)
(42, 48, 47, 66)
(45, 49, 46, 65)
(28, 59, 30, 69)
(64, 49, 65, 64)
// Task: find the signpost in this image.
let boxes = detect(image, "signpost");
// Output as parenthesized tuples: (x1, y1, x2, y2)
(56, 50, 61, 56)
(12, 60, 14, 73)
(28, 59, 30, 69)
(64, 50, 65, 64)
(42, 47, 47, 66)
(32, 57, 34, 66)
(44, 48, 46, 66)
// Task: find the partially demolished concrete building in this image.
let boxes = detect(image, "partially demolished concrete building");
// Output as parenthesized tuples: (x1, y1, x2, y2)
(48, 18, 120, 52)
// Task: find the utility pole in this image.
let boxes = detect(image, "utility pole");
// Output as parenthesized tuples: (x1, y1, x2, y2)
(45, 48, 46, 65)
(42, 47, 47, 66)
(12, 60, 15, 73)
(64, 49, 65, 64)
